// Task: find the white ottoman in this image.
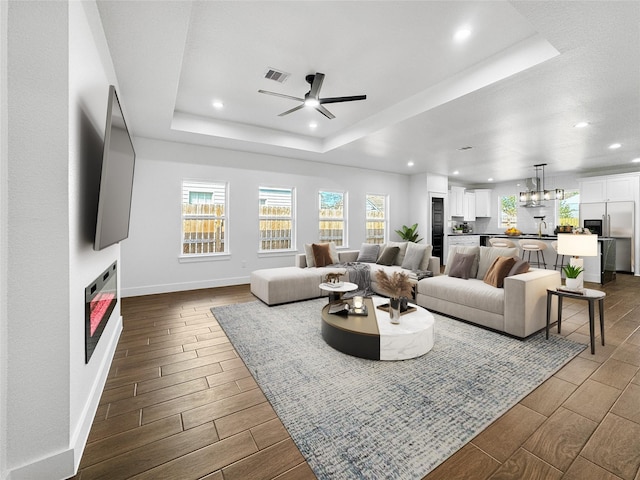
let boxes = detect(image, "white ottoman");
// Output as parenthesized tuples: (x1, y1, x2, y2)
(251, 267, 325, 305)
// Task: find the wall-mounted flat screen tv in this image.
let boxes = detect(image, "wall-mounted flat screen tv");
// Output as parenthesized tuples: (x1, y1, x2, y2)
(94, 85, 136, 250)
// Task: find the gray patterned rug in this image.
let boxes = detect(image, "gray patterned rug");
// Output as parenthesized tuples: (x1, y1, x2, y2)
(211, 298, 585, 479)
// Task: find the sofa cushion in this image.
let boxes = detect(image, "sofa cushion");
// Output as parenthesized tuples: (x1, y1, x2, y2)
(508, 257, 530, 277)
(312, 243, 334, 267)
(476, 246, 518, 280)
(448, 252, 476, 279)
(356, 243, 380, 263)
(377, 246, 400, 266)
(418, 276, 505, 315)
(385, 241, 408, 266)
(483, 256, 517, 288)
(401, 242, 428, 271)
(418, 244, 434, 271)
(305, 242, 338, 267)
(444, 245, 480, 278)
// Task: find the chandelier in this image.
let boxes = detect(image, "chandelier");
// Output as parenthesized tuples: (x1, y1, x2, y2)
(519, 163, 564, 205)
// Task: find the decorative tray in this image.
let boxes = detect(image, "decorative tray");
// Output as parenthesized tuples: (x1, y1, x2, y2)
(377, 303, 417, 316)
(321, 282, 343, 288)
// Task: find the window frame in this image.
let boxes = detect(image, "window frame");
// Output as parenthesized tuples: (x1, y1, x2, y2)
(258, 186, 296, 253)
(365, 193, 388, 244)
(318, 190, 347, 247)
(557, 189, 580, 229)
(180, 180, 229, 260)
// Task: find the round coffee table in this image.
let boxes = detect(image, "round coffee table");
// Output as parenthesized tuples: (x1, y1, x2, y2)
(321, 296, 435, 361)
(319, 281, 358, 303)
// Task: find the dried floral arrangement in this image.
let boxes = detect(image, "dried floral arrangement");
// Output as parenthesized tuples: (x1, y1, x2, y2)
(375, 270, 414, 298)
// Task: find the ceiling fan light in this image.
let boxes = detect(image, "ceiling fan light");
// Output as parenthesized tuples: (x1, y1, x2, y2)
(304, 98, 319, 108)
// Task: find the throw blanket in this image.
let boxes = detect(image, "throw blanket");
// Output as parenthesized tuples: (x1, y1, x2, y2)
(331, 262, 376, 298)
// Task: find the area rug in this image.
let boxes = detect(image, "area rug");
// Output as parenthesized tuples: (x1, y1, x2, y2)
(211, 298, 585, 479)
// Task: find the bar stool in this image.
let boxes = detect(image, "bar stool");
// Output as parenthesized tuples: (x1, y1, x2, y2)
(489, 238, 516, 248)
(518, 239, 548, 268)
(551, 240, 568, 272)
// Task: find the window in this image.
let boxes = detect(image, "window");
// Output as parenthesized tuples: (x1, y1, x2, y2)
(259, 187, 295, 251)
(558, 189, 580, 228)
(181, 181, 227, 255)
(319, 191, 346, 246)
(366, 194, 387, 244)
(499, 194, 518, 228)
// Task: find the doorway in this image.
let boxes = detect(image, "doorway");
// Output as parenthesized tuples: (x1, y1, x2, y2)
(431, 197, 444, 264)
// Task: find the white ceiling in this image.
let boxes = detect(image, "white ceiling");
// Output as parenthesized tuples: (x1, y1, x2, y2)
(96, 1, 640, 186)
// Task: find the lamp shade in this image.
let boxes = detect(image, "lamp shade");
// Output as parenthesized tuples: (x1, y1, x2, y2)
(557, 233, 598, 257)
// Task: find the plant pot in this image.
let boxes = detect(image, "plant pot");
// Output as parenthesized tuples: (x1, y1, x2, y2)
(565, 277, 580, 290)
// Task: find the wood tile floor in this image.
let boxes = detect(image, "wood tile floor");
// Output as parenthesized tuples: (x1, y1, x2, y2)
(72, 275, 640, 480)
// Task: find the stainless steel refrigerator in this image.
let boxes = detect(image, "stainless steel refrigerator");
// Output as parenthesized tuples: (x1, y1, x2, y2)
(580, 201, 635, 272)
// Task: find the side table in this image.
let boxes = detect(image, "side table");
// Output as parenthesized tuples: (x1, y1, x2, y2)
(319, 281, 358, 304)
(546, 288, 606, 354)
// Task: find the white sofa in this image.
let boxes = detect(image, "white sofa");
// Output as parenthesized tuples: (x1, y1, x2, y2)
(250, 242, 439, 305)
(415, 245, 561, 338)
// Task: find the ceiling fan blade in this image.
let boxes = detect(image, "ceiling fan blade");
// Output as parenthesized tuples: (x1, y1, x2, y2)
(319, 95, 367, 104)
(258, 90, 304, 102)
(308, 73, 325, 98)
(278, 104, 305, 117)
(316, 104, 335, 120)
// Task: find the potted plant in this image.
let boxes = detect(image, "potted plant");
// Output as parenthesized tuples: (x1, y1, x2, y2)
(395, 223, 423, 243)
(562, 264, 584, 290)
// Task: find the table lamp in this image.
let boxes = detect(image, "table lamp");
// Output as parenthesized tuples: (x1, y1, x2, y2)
(557, 233, 598, 289)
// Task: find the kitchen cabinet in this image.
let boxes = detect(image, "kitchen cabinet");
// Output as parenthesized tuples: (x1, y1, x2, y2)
(449, 186, 465, 217)
(474, 189, 492, 217)
(579, 175, 639, 203)
(463, 192, 476, 221)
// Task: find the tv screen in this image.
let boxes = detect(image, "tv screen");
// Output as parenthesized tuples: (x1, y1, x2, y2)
(94, 85, 136, 250)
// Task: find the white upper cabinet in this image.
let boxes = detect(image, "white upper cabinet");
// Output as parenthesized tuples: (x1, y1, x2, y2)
(474, 189, 493, 217)
(579, 175, 639, 203)
(463, 192, 476, 221)
(449, 186, 465, 217)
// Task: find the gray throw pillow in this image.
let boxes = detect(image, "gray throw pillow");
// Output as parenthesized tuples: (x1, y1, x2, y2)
(507, 257, 530, 277)
(401, 242, 427, 270)
(376, 246, 400, 266)
(356, 243, 380, 263)
(448, 253, 476, 279)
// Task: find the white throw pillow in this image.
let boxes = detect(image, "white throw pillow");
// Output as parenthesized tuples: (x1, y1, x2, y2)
(401, 242, 428, 270)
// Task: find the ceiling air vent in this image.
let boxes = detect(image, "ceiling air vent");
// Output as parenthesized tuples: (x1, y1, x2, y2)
(264, 68, 290, 83)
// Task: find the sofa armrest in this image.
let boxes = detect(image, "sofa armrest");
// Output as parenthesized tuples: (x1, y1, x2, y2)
(427, 256, 440, 275)
(295, 253, 308, 268)
(503, 269, 561, 337)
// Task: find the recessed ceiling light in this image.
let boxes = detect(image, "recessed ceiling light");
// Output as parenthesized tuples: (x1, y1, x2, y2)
(487, 178, 494, 182)
(632, 157, 640, 163)
(574, 121, 589, 128)
(212, 100, 224, 109)
(407, 161, 415, 167)
(309, 122, 318, 129)
(454, 27, 472, 42)
(453, 170, 459, 175)
(609, 143, 622, 149)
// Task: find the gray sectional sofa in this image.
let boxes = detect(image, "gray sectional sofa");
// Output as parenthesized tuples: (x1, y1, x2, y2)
(250, 242, 561, 339)
(250, 241, 439, 306)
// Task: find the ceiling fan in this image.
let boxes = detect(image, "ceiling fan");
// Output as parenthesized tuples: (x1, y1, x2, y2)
(258, 72, 366, 119)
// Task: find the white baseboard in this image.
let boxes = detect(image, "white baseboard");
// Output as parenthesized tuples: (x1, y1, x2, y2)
(121, 275, 250, 298)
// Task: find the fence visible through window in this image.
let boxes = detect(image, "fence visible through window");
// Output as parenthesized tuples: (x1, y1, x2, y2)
(319, 191, 345, 246)
(259, 187, 294, 251)
(366, 194, 386, 244)
(182, 181, 227, 255)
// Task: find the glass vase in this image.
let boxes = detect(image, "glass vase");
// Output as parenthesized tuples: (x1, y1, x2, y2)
(389, 297, 401, 324)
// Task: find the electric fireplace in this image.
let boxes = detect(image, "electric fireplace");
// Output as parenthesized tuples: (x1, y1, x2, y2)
(85, 261, 117, 363)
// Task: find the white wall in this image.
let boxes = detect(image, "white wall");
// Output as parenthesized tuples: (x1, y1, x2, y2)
(121, 138, 412, 296)
(1, 0, 8, 478)
(3, 2, 122, 479)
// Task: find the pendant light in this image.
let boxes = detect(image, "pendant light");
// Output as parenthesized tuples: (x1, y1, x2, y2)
(519, 163, 564, 206)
